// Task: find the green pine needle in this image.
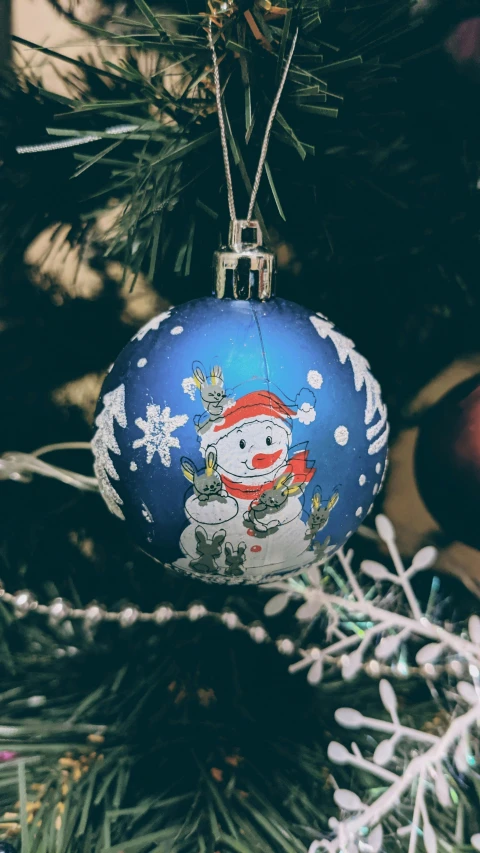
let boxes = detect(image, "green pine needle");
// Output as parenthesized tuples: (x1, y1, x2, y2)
(6, 0, 427, 289)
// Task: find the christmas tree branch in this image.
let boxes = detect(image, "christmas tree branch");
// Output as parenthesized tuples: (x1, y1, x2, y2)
(5, 0, 436, 291)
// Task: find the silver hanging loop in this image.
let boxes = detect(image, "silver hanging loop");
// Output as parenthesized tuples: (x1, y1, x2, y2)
(208, 20, 298, 301)
(214, 219, 275, 301)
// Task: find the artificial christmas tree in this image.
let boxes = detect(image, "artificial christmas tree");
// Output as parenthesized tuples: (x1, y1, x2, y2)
(0, 1, 480, 850)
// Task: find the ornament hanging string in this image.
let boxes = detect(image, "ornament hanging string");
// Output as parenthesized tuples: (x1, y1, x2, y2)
(207, 19, 299, 223)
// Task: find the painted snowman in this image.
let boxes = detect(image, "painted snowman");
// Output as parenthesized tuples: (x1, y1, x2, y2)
(174, 375, 318, 581)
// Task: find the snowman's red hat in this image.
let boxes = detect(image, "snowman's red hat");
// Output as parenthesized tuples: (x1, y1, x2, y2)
(212, 390, 295, 435)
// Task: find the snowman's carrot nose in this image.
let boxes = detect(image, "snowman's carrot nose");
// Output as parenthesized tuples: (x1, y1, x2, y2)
(252, 450, 282, 469)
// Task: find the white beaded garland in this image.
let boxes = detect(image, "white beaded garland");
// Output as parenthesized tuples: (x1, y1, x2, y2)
(119, 606, 140, 628)
(0, 578, 456, 683)
(249, 624, 267, 643)
(14, 590, 37, 615)
(188, 603, 207, 621)
(277, 637, 295, 656)
(221, 611, 239, 629)
(48, 598, 71, 622)
(84, 604, 104, 626)
(154, 605, 174, 624)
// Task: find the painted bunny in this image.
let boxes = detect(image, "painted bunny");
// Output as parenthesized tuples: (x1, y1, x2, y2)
(181, 447, 225, 504)
(190, 526, 226, 574)
(192, 362, 233, 435)
(224, 542, 247, 577)
(245, 472, 305, 533)
(305, 487, 339, 539)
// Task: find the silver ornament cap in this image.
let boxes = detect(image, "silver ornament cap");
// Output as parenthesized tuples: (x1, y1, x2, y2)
(214, 220, 275, 301)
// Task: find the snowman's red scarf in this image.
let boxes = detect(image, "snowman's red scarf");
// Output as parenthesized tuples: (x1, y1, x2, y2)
(221, 450, 315, 502)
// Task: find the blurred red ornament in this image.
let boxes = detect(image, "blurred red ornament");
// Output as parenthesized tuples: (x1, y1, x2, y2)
(446, 17, 480, 65)
(0, 751, 16, 762)
(415, 374, 480, 550)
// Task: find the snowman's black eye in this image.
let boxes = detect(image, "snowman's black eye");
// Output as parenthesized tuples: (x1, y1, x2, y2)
(266, 436, 272, 446)
(239, 439, 246, 449)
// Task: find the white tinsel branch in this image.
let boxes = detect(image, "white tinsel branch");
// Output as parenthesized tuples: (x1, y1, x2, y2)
(264, 514, 480, 852)
(317, 693, 480, 853)
(266, 516, 480, 683)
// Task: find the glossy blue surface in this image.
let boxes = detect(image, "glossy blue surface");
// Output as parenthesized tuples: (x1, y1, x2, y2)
(93, 297, 388, 584)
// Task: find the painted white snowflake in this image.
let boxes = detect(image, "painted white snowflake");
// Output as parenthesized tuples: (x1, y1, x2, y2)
(132, 310, 172, 342)
(182, 376, 197, 400)
(334, 425, 349, 446)
(307, 369, 323, 389)
(310, 313, 389, 456)
(92, 384, 127, 519)
(133, 403, 188, 466)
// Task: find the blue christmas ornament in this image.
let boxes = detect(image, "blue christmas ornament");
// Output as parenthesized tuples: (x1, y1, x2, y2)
(93, 221, 388, 584)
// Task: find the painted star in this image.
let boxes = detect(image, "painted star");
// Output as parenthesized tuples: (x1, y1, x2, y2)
(133, 403, 188, 466)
